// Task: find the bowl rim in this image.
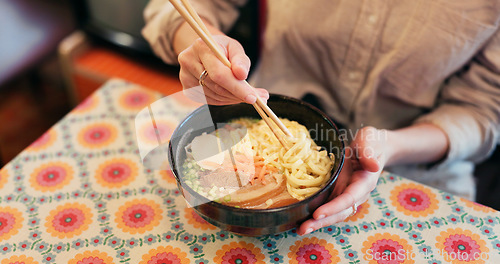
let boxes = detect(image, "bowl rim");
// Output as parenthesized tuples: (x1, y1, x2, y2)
(168, 93, 345, 213)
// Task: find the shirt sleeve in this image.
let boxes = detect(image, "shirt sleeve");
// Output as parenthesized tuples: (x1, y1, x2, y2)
(414, 29, 500, 165)
(141, 0, 248, 65)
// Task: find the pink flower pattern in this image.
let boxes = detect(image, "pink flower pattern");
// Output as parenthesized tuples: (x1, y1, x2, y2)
(369, 239, 405, 264)
(397, 188, 431, 212)
(222, 248, 259, 264)
(82, 126, 113, 145)
(76, 256, 107, 264)
(30, 131, 51, 148)
(122, 204, 155, 229)
(141, 121, 174, 144)
(52, 208, 86, 233)
(74, 96, 98, 113)
(443, 234, 481, 261)
(121, 91, 152, 108)
(0, 212, 16, 237)
(148, 252, 183, 264)
(36, 166, 67, 188)
(295, 244, 333, 264)
(101, 163, 132, 183)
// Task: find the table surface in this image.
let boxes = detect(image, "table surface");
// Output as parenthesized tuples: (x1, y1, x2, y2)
(1, 79, 499, 264)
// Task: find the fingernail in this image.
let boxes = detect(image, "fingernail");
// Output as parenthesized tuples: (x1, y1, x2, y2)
(244, 94, 257, 104)
(316, 214, 325, 220)
(304, 228, 314, 235)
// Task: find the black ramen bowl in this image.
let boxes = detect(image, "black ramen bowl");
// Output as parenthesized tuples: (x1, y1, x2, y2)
(168, 94, 345, 236)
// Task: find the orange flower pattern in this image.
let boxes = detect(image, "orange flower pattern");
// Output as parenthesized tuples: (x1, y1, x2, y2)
(435, 228, 490, 264)
(362, 233, 414, 264)
(139, 245, 190, 264)
(344, 201, 370, 222)
(159, 169, 177, 184)
(184, 207, 216, 230)
(73, 96, 99, 114)
(289, 237, 341, 264)
(0, 81, 497, 263)
(26, 129, 56, 151)
(77, 123, 118, 148)
(95, 158, 138, 188)
(138, 119, 175, 145)
(215, 241, 266, 264)
(390, 183, 439, 217)
(68, 250, 114, 264)
(45, 203, 93, 239)
(0, 207, 23, 241)
(115, 198, 163, 234)
(0, 167, 7, 190)
(29, 162, 74, 192)
(119, 89, 155, 110)
(1, 255, 38, 264)
(459, 197, 496, 214)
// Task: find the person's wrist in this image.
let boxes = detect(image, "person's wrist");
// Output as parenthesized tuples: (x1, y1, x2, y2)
(382, 129, 400, 167)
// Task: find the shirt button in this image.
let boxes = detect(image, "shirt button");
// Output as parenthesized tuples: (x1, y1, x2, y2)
(368, 15, 378, 24)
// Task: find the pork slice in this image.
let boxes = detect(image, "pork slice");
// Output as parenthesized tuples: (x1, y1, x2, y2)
(199, 169, 250, 188)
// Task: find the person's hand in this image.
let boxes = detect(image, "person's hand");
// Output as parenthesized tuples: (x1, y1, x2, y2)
(177, 35, 269, 105)
(298, 126, 392, 235)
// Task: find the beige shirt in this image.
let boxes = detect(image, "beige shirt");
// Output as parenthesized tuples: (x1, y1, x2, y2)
(142, 0, 500, 199)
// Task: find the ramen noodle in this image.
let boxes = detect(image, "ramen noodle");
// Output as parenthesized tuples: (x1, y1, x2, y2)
(182, 118, 334, 209)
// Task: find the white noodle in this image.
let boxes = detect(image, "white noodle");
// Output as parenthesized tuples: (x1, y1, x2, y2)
(234, 118, 334, 200)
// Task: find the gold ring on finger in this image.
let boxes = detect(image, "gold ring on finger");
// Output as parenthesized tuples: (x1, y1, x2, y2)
(199, 70, 208, 87)
(348, 203, 358, 217)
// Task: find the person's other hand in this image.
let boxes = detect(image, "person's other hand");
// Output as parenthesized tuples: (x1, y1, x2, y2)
(297, 126, 391, 235)
(178, 35, 269, 105)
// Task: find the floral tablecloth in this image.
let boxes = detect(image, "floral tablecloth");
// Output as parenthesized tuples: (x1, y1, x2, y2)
(1, 79, 499, 264)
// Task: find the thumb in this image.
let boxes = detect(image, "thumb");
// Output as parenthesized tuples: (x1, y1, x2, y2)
(226, 40, 251, 80)
(352, 143, 380, 172)
(359, 155, 380, 173)
(351, 128, 381, 173)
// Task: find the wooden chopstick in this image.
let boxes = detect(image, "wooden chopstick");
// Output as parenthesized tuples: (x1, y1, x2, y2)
(179, 0, 292, 137)
(254, 96, 292, 137)
(253, 102, 290, 149)
(169, 0, 293, 149)
(169, 0, 229, 66)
